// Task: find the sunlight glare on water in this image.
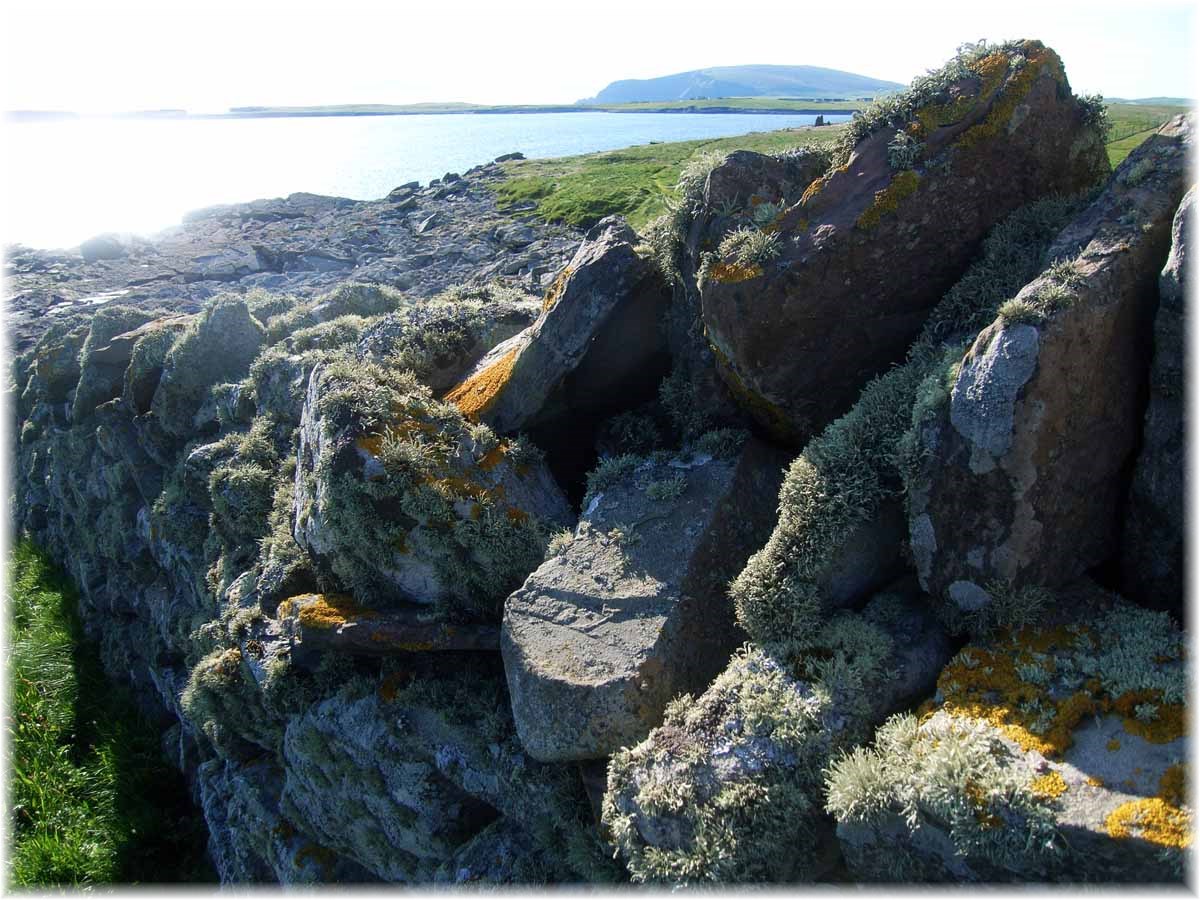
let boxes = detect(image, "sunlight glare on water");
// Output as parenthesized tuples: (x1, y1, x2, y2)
(4, 112, 846, 250)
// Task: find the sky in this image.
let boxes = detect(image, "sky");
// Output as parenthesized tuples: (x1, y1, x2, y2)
(1, 0, 1195, 113)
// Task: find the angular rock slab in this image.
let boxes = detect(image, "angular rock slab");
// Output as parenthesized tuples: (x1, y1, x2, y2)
(908, 116, 1191, 608)
(443, 215, 666, 433)
(502, 438, 788, 762)
(700, 41, 1110, 443)
(1122, 185, 1192, 612)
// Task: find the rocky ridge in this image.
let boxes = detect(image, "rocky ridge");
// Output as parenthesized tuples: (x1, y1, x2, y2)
(7, 41, 1191, 886)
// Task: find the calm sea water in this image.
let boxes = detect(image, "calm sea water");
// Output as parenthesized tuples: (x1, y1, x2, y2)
(4, 112, 846, 250)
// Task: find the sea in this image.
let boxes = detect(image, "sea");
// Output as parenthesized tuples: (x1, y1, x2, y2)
(4, 111, 847, 250)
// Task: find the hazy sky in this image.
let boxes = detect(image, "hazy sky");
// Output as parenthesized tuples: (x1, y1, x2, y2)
(2, 0, 1195, 112)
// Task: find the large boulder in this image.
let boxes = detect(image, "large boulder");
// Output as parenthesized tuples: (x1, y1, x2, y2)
(906, 116, 1191, 616)
(1121, 185, 1192, 612)
(292, 355, 571, 619)
(827, 585, 1188, 882)
(69, 305, 160, 421)
(700, 41, 1110, 443)
(501, 435, 787, 762)
(443, 216, 668, 434)
(602, 589, 951, 883)
(151, 295, 266, 436)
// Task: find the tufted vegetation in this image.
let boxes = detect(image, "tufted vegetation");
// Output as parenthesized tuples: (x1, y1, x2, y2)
(730, 191, 1090, 646)
(603, 611, 898, 883)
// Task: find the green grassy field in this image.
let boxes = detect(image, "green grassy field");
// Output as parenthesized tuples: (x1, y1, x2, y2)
(7, 540, 214, 886)
(493, 124, 845, 230)
(1104, 101, 1190, 166)
(490, 100, 1190, 231)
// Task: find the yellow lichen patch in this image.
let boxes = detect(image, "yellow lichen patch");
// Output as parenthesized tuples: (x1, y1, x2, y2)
(800, 177, 826, 205)
(856, 170, 921, 230)
(708, 261, 763, 284)
(957, 48, 1061, 152)
(443, 348, 519, 420)
(1030, 770, 1069, 799)
(293, 593, 375, 631)
(1106, 799, 1192, 849)
(1107, 739, 1122, 752)
(425, 474, 506, 505)
(1087, 776, 1105, 788)
(936, 625, 1101, 757)
(541, 267, 572, 313)
(1113, 691, 1187, 744)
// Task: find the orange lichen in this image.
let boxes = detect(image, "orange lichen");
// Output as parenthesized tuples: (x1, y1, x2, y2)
(1086, 776, 1105, 788)
(1159, 765, 1187, 807)
(1030, 770, 1069, 799)
(856, 170, 920, 230)
(505, 506, 529, 524)
(541, 267, 572, 313)
(1107, 739, 1122, 752)
(291, 593, 375, 631)
(708, 338, 795, 441)
(957, 47, 1060, 151)
(707, 261, 763, 284)
(443, 348, 518, 420)
(800, 177, 825, 205)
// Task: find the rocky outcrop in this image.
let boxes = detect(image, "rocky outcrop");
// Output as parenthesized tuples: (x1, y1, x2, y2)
(699, 41, 1110, 443)
(443, 216, 669, 434)
(501, 436, 786, 762)
(603, 589, 951, 883)
(907, 116, 1190, 614)
(827, 585, 1189, 883)
(292, 355, 572, 618)
(5, 158, 582, 357)
(1121, 186, 1192, 612)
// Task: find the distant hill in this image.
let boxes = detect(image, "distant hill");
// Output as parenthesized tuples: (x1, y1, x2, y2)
(580, 64, 903, 104)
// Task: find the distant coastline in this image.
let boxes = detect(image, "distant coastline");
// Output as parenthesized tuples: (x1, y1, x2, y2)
(5, 99, 866, 123)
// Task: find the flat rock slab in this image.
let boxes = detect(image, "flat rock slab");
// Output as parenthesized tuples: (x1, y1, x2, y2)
(501, 438, 787, 762)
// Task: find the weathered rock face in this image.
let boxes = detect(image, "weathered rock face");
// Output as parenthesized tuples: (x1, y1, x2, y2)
(443, 216, 669, 434)
(152, 296, 265, 436)
(292, 356, 572, 618)
(198, 757, 376, 884)
(828, 586, 1189, 883)
(1122, 186, 1192, 613)
(278, 669, 591, 883)
(907, 116, 1191, 613)
(700, 41, 1110, 443)
(501, 437, 786, 762)
(602, 589, 951, 883)
(664, 147, 834, 434)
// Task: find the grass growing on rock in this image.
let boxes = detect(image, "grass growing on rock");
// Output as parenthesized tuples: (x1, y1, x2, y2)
(731, 193, 1090, 646)
(7, 540, 214, 886)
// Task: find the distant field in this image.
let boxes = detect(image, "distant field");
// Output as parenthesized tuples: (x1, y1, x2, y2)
(493, 124, 845, 230)
(593, 98, 869, 112)
(492, 100, 1191, 231)
(1105, 102, 1190, 166)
